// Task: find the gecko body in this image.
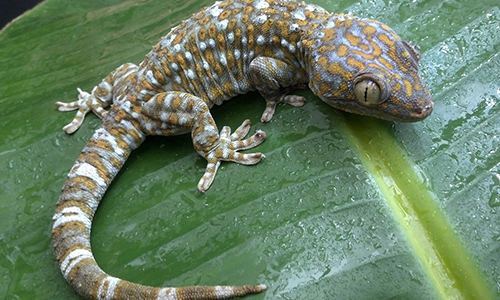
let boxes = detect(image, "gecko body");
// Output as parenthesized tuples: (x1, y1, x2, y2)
(53, 0, 433, 299)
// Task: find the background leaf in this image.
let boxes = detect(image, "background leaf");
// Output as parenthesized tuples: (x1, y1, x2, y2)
(1, 0, 499, 299)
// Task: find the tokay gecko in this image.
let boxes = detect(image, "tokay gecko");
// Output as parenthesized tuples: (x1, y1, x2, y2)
(52, 0, 434, 299)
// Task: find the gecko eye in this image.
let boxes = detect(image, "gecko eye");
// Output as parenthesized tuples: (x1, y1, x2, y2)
(354, 79, 384, 105)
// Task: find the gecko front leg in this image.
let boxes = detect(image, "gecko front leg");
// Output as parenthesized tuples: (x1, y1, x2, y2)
(140, 91, 267, 192)
(196, 119, 266, 192)
(249, 57, 308, 122)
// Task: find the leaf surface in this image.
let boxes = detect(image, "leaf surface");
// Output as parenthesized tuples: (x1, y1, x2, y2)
(1, 0, 499, 299)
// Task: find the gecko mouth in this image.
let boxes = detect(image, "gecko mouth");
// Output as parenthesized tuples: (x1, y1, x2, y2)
(406, 101, 434, 122)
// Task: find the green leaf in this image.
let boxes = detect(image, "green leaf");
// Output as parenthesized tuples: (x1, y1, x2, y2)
(1, 0, 499, 299)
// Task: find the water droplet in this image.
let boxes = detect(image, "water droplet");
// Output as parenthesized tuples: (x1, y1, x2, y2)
(488, 190, 500, 207)
(488, 173, 500, 207)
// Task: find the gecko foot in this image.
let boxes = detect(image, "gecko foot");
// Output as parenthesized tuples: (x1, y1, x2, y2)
(197, 119, 267, 192)
(56, 88, 109, 134)
(261, 94, 306, 122)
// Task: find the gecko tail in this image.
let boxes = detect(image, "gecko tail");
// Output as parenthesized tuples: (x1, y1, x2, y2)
(52, 125, 265, 300)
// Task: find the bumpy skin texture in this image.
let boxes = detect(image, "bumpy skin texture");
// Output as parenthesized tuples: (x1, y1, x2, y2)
(53, 0, 434, 299)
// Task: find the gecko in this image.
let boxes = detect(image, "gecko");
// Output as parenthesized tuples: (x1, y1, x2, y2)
(52, 0, 434, 299)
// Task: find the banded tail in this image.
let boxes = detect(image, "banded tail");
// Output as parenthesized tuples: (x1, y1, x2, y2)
(52, 123, 265, 299)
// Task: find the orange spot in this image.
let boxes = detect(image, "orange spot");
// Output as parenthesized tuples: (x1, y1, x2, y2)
(378, 34, 394, 47)
(168, 113, 179, 125)
(393, 83, 401, 92)
(359, 44, 370, 51)
(176, 53, 187, 69)
(219, 10, 231, 20)
(263, 8, 278, 15)
(346, 33, 362, 46)
(171, 96, 182, 110)
(141, 79, 154, 91)
(317, 56, 328, 68)
(228, 18, 237, 30)
(173, 30, 186, 44)
(262, 19, 274, 33)
(353, 49, 374, 60)
(198, 28, 207, 40)
(347, 58, 364, 70)
(327, 62, 344, 74)
(319, 82, 330, 95)
(378, 57, 394, 70)
(371, 41, 382, 57)
(200, 16, 210, 26)
(322, 28, 336, 41)
(153, 66, 165, 85)
(208, 24, 217, 38)
(403, 80, 413, 97)
(244, 6, 253, 13)
(217, 33, 226, 50)
(337, 44, 348, 57)
(194, 12, 205, 20)
(362, 25, 377, 35)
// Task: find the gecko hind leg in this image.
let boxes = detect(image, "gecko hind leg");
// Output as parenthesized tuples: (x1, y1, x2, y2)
(197, 119, 267, 192)
(56, 63, 138, 134)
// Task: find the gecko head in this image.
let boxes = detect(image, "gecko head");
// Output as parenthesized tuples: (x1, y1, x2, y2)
(306, 17, 434, 122)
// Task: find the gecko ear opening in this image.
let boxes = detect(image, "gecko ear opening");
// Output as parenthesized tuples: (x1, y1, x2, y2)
(354, 79, 384, 105)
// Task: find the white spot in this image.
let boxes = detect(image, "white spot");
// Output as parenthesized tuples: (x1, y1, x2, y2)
(290, 23, 300, 32)
(172, 44, 182, 52)
(222, 147, 231, 158)
(60, 248, 94, 279)
(71, 163, 106, 187)
(292, 10, 306, 20)
(254, 0, 270, 9)
(208, 5, 223, 17)
(220, 53, 227, 66)
(234, 49, 241, 60)
(157, 288, 178, 300)
(208, 38, 216, 48)
(186, 69, 196, 79)
(242, 36, 248, 46)
(97, 276, 121, 300)
(217, 19, 229, 30)
(171, 63, 179, 71)
(94, 128, 125, 156)
(289, 44, 296, 53)
(53, 206, 92, 232)
(178, 115, 188, 126)
(56, 190, 99, 212)
(146, 70, 160, 87)
(227, 32, 234, 43)
(199, 42, 207, 51)
(215, 286, 234, 298)
(185, 51, 193, 61)
(337, 15, 345, 22)
(144, 122, 154, 132)
(328, 20, 337, 28)
(256, 35, 266, 45)
(256, 15, 268, 24)
(160, 112, 170, 122)
(315, 31, 325, 39)
(203, 61, 210, 70)
(174, 76, 182, 84)
(119, 119, 135, 131)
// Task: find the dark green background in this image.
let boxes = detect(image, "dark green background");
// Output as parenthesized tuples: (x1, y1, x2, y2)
(1, 0, 499, 299)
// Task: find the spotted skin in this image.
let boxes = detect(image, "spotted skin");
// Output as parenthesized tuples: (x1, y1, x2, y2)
(53, 0, 433, 299)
